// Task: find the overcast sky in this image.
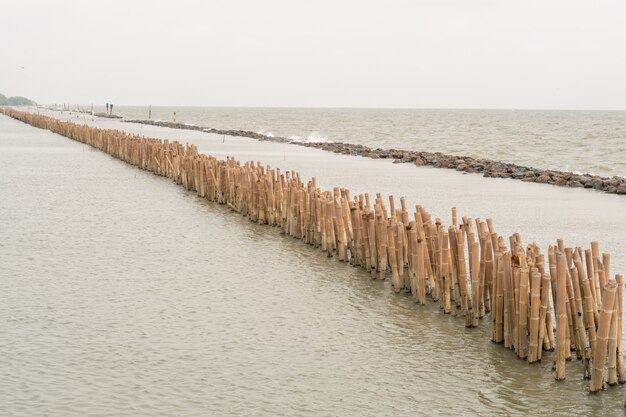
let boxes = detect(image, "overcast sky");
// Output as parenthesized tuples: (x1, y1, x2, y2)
(1, 0, 625, 109)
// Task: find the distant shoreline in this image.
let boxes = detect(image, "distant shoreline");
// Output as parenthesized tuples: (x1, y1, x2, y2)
(122, 118, 626, 196)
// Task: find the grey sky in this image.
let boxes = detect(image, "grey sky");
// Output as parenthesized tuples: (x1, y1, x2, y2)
(1, 0, 625, 109)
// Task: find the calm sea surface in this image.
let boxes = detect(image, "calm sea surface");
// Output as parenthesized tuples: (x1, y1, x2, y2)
(1, 109, 626, 416)
(109, 106, 626, 177)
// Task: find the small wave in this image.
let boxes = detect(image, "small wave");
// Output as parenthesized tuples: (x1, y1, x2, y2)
(287, 133, 328, 143)
(257, 130, 275, 138)
(306, 132, 328, 143)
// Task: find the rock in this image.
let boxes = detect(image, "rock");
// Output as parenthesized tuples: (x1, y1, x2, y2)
(414, 158, 425, 166)
(456, 163, 468, 171)
(401, 153, 415, 163)
(592, 179, 604, 190)
(554, 176, 567, 186)
(617, 184, 626, 195)
(367, 152, 380, 159)
(567, 181, 583, 188)
(536, 174, 551, 183)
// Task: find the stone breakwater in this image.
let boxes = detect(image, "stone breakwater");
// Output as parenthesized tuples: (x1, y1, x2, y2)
(124, 119, 626, 195)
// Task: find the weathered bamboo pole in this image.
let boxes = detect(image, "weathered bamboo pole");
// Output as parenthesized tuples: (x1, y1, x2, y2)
(494, 252, 505, 343)
(615, 274, 626, 384)
(575, 278, 591, 377)
(456, 229, 473, 327)
(513, 265, 522, 351)
(585, 249, 600, 311)
(555, 253, 568, 381)
(565, 264, 583, 360)
(504, 251, 515, 349)
(518, 267, 529, 359)
(442, 234, 451, 314)
(388, 224, 401, 293)
(608, 290, 618, 386)
(409, 228, 419, 300)
(368, 218, 377, 277)
(528, 268, 542, 363)
(590, 280, 617, 392)
(448, 227, 461, 315)
(417, 240, 426, 305)
(539, 272, 554, 357)
(471, 241, 480, 328)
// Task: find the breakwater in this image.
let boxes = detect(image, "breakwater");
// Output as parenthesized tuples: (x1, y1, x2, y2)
(2, 108, 625, 403)
(123, 119, 626, 195)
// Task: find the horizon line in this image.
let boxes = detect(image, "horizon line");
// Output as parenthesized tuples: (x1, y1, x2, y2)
(45, 103, 626, 112)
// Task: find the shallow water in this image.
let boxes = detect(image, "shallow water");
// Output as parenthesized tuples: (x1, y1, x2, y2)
(1, 112, 626, 416)
(107, 106, 626, 178)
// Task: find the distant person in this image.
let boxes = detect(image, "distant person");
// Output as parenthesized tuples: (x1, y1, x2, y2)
(110, 104, 113, 115)
(106, 103, 109, 113)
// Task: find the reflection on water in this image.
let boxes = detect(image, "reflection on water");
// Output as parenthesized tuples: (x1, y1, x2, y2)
(1, 113, 625, 416)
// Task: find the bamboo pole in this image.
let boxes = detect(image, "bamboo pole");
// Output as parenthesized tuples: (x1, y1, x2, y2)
(574, 251, 594, 378)
(575, 275, 591, 377)
(417, 241, 426, 305)
(528, 268, 542, 363)
(617, 275, 625, 384)
(487, 251, 500, 343)
(455, 229, 471, 325)
(590, 280, 617, 392)
(471, 241, 480, 327)
(388, 224, 401, 293)
(608, 288, 618, 386)
(368, 218, 377, 277)
(442, 234, 451, 314)
(518, 267, 529, 359)
(504, 251, 515, 349)
(556, 252, 568, 381)
(565, 264, 583, 360)
(540, 272, 555, 356)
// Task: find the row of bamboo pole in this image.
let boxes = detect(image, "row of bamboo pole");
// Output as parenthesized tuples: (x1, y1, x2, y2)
(3, 108, 625, 401)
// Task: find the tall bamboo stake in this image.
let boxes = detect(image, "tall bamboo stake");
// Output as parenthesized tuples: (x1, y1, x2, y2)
(528, 268, 542, 363)
(518, 267, 529, 359)
(556, 252, 568, 381)
(590, 280, 617, 392)
(617, 275, 625, 384)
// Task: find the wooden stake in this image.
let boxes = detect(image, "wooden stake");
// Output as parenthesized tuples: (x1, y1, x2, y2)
(590, 280, 617, 392)
(555, 252, 568, 381)
(528, 268, 542, 363)
(617, 275, 625, 384)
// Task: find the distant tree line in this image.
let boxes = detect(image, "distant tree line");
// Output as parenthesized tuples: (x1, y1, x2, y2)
(0, 93, 36, 106)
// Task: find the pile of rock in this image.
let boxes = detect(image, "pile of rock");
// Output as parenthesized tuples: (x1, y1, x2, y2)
(124, 119, 626, 195)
